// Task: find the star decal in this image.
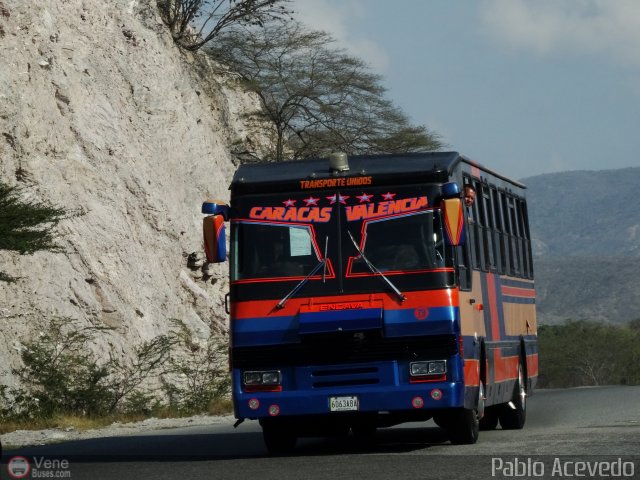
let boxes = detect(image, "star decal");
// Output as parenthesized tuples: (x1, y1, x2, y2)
(382, 192, 396, 200)
(356, 192, 373, 203)
(282, 198, 296, 207)
(303, 196, 320, 206)
(326, 194, 350, 205)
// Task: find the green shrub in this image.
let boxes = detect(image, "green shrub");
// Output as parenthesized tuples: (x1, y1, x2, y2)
(0, 317, 230, 424)
(538, 320, 640, 388)
(163, 320, 230, 414)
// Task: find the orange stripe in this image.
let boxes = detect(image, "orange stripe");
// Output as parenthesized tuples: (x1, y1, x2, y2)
(486, 273, 501, 340)
(471, 166, 481, 178)
(526, 353, 539, 377)
(464, 359, 480, 386)
(502, 286, 536, 298)
(494, 351, 519, 382)
(233, 289, 459, 319)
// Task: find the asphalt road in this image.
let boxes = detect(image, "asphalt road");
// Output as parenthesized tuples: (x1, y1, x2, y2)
(2, 386, 639, 480)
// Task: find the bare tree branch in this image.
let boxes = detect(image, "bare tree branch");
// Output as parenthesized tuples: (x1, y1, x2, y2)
(157, 0, 293, 52)
(206, 21, 442, 161)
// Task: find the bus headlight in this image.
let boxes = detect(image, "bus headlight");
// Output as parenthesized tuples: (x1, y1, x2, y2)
(410, 360, 447, 376)
(243, 370, 281, 386)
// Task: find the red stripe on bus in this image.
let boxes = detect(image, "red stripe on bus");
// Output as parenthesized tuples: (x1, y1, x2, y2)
(502, 286, 536, 298)
(232, 289, 459, 319)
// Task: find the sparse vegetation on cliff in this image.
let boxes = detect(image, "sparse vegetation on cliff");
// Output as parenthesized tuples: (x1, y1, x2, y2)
(0, 181, 68, 282)
(0, 317, 230, 432)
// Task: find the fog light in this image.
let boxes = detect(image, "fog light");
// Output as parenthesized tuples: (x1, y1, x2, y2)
(248, 398, 260, 410)
(268, 404, 280, 416)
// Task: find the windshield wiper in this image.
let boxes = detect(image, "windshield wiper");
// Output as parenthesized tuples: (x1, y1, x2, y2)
(347, 231, 406, 303)
(275, 236, 329, 310)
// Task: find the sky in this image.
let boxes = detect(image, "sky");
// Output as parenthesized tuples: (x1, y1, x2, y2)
(292, 0, 640, 180)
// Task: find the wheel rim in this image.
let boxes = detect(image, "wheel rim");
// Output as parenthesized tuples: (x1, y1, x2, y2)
(477, 380, 485, 420)
(518, 364, 526, 411)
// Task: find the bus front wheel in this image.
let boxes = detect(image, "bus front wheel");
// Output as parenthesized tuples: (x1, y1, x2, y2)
(448, 380, 484, 444)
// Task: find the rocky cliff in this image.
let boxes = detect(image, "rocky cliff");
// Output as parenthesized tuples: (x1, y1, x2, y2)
(0, 0, 265, 383)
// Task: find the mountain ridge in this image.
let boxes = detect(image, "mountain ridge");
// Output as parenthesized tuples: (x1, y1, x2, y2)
(522, 166, 640, 324)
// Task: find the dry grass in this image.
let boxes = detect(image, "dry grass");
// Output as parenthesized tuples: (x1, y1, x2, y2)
(0, 402, 232, 434)
(1, 413, 154, 435)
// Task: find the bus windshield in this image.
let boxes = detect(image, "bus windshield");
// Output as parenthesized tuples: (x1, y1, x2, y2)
(232, 222, 332, 282)
(231, 209, 451, 284)
(347, 210, 448, 277)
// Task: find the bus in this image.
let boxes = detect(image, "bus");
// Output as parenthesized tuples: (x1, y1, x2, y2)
(202, 151, 538, 453)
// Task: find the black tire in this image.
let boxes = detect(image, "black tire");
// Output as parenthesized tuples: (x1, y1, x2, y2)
(433, 412, 454, 430)
(499, 361, 527, 430)
(479, 406, 499, 431)
(448, 408, 480, 445)
(448, 380, 484, 444)
(262, 423, 297, 455)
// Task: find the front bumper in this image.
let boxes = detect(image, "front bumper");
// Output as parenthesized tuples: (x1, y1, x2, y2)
(233, 360, 465, 419)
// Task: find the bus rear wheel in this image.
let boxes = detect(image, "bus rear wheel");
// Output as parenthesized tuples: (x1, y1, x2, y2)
(499, 362, 527, 430)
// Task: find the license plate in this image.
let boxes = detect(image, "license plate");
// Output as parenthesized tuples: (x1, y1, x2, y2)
(329, 396, 359, 412)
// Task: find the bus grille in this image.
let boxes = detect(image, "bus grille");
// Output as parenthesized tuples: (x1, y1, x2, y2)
(232, 334, 457, 368)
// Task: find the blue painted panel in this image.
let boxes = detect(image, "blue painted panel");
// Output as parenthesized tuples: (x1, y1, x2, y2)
(298, 307, 383, 335)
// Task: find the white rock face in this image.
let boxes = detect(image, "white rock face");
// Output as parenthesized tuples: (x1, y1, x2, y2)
(0, 0, 264, 383)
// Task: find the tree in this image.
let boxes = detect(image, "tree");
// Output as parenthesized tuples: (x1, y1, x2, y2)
(206, 22, 442, 161)
(157, 0, 292, 52)
(0, 181, 67, 282)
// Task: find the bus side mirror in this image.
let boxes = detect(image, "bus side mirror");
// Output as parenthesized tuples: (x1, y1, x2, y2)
(442, 198, 464, 247)
(202, 200, 229, 263)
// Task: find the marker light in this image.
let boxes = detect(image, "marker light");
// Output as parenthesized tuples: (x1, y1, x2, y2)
(329, 152, 349, 172)
(431, 389, 443, 401)
(412, 396, 425, 409)
(248, 398, 260, 410)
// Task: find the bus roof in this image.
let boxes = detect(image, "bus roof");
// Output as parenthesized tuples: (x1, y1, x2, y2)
(230, 152, 526, 194)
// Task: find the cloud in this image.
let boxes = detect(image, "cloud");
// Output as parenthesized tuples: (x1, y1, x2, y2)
(292, 0, 390, 71)
(480, 0, 640, 68)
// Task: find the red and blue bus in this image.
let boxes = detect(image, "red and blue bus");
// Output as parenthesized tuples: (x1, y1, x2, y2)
(203, 152, 537, 453)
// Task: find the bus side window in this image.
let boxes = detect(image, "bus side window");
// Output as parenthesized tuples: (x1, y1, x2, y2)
(457, 244, 472, 290)
(492, 187, 506, 275)
(507, 195, 522, 277)
(471, 180, 484, 270)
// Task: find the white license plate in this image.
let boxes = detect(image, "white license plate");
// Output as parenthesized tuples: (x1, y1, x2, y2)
(329, 396, 359, 412)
